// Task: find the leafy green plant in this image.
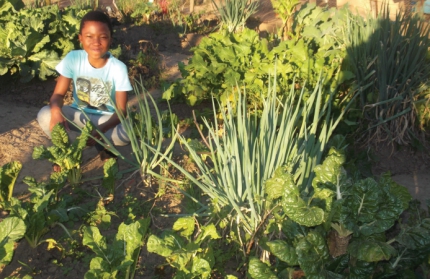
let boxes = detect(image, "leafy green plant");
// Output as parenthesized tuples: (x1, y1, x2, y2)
(270, 0, 300, 40)
(130, 1, 160, 24)
(164, 5, 355, 110)
(341, 4, 430, 145)
(101, 158, 119, 202)
(0, 161, 22, 206)
(0, 216, 26, 267)
(248, 148, 430, 278)
(128, 45, 162, 90)
(147, 216, 221, 278)
(32, 122, 92, 187)
(270, 4, 355, 95)
(0, 3, 89, 82)
(6, 177, 71, 249)
(82, 218, 151, 279)
(163, 28, 272, 106)
(86, 199, 117, 229)
(211, 0, 259, 33)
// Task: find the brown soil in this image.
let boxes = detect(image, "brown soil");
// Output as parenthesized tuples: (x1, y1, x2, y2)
(0, 1, 430, 278)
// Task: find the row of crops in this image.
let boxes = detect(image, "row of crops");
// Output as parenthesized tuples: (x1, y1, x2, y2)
(1, 0, 430, 278)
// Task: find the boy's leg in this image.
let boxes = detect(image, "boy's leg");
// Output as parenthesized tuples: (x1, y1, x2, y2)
(37, 106, 129, 146)
(37, 105, 86, 138)
(90, 114, 130, 146)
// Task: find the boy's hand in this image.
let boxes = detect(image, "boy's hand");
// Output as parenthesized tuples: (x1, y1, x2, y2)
(50, 112, 70, 132)
(86, 129, 102, 146)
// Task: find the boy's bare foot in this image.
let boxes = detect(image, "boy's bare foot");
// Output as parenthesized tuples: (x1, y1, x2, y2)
(52, 163, 61, 172)
(99, 149, 117, 162)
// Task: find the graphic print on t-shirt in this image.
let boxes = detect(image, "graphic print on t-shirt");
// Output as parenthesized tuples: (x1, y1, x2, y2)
(76, 76, 113, 111)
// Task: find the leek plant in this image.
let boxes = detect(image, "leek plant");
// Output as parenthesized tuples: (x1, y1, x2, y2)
(342, 5, 430, 145)
(211, 0, 259, 33)
(161, 74, 354, 255)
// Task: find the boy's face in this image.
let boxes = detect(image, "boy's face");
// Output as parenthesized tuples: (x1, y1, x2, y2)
(79, 21, 112, 65)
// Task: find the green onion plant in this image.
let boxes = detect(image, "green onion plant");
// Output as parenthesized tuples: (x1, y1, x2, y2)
(342, 4, 430, 145)
(91, 77, 178, 185)
(212, 0, 259, 33)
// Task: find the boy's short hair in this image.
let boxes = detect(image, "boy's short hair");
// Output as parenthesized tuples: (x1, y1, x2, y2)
(80, 10, 113, 36)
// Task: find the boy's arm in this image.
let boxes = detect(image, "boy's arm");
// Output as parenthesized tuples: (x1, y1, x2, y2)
(99, 90, 128, 132)
(87, 91, 128, 146)
(49, 75, 72, 131)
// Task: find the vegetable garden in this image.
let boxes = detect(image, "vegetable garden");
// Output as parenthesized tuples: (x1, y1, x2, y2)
(1, 0, 430, 278)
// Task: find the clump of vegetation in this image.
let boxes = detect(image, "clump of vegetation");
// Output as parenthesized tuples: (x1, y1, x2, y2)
(342, 3, 430, 146)
(32, 122, 92, 187)
(0, 2, 89, 82)
(1, 0, 430, 278)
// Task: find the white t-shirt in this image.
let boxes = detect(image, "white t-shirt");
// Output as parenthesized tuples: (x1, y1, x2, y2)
(56, 50, 133, 115)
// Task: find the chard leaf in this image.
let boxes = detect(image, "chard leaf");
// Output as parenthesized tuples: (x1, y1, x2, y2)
(116, 219, 150, 259)
(51, 124, 70, 150)
(340, 177, 403, 236)
(348, 260, 375, 278)
(348, 239, 396, 262)
(147, 231, 184, 257)
(312, 148, 345, 190)
(248, 257, 278, 279)
(265, 166, 290, 201)
(191, 257, 211, 278)
(170, 247, 194, 273)
(266, 239, 299, 265)
(397, 218, 430, 250)
(379, 173, 412, 211)
(85, 259, 116, 279)
(32, 145, 52, 160)
(296, 230, 330, 276)
(90, 257, 110, 272)
(82, 226, 108, 259)
(173, 217, 195, 238)
(0, 216, 26, 243)
(102, 158, 118, 194)
(197, 223, 220, 242)
(0, 240, 14, 265)
(279, 166, 333, 227)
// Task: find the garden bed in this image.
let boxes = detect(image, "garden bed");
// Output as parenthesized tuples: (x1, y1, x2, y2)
(1, 2, 430, 278)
